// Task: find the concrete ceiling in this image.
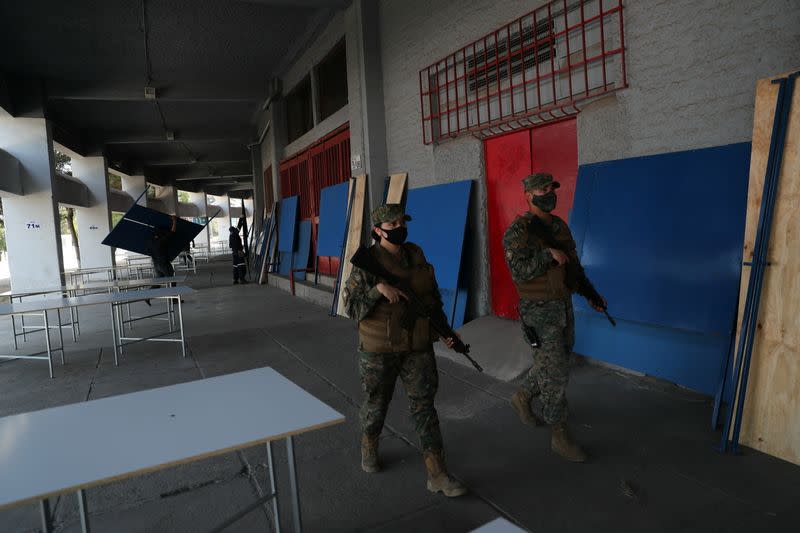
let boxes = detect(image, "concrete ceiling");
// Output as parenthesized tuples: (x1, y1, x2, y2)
(0, 0, 348, 197)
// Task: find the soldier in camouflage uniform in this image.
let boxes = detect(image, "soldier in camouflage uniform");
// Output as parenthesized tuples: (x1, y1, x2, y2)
(343, 204, 466, 497)
(503, 173, 606, 462)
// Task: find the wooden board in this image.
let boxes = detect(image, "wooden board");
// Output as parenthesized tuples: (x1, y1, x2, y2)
(258, 202, 278, 285)
(386, 172, 407, 204)
(736, 70, 800, 465)
(336, 175, 366, 317)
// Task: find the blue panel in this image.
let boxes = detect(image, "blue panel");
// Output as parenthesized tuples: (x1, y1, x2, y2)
(453, 287, 469, 329)
(405, 180, 472, 326)
(292, 221, 313, 281)
(574, 311, 730, 395)
(317, 182, 349, 257)
(102, 204, 204, 261)
(571, 143, 751, 335)
(277, 251, 292, 276)
(277, 196, 299, 253)
(569, 143, 751, 394)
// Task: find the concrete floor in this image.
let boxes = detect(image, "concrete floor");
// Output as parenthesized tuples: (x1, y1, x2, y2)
(1, 262, 799, 533)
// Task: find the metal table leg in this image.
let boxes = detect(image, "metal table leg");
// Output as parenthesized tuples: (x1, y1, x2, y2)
(21, 313, 27, 342)
(43, 311, 54, 379)
(177, 297, 186, 358)
(286, 436, 302, 532)
(110, 303, 119, 366)
(57, 309, 65, 364)
(268, 441, 281, 533)
(40, 499, 53, 533)
(77, 488, 91, 533)
(11, 314, 18, 350)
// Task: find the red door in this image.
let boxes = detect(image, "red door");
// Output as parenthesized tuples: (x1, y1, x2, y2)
(484, 119, 578, 319)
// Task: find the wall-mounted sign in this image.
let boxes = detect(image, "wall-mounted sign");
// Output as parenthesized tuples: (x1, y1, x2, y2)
(350, 154, 362, 172)
(26, 221, 41, 229)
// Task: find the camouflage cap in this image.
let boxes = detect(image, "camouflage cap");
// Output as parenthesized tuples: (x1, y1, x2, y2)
(371, 203, 412, 225)
(522, 173, 561, 192)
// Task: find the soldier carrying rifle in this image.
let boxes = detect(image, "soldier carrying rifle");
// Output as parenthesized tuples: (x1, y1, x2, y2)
(343, 204, 467, 497)
(503, 173, 611, 463)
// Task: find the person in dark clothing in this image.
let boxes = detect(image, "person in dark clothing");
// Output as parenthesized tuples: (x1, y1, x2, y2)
(151, 215, 178, 278)
(229, 226, 247, 284)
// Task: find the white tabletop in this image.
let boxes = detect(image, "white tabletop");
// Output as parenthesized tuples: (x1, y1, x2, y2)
(0, 367, 344, 509)
(0, 286, 194, 315)
(1, 276, 187, 298)
(471, 518, 527, 533)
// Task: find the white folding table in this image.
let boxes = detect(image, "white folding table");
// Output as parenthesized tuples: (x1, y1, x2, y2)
(0, 367, 345, 532)
(0, 286, 194, 377)
(2, 276, 187, 346)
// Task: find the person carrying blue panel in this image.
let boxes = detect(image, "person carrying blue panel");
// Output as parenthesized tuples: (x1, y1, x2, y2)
(229, 226, 247, 284)
(503, 173, 609, 463)
(343, 204, 466, 498)
(149, 214, 178, 279)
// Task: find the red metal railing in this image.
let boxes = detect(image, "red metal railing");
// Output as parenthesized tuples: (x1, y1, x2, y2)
(419, 0, 626, 143)
(279, 123, 350, 276)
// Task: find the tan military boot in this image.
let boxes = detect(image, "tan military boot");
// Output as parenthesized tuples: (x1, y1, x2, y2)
(361, 435, 380, 473)
(423, 452, 467, 497)
(550, 422, 588, 462)
(510, 390, 544, 426)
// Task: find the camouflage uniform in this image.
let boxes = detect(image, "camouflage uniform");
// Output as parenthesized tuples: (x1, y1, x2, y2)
(343, 205, 445, 454)
(503, 183, 579, 426)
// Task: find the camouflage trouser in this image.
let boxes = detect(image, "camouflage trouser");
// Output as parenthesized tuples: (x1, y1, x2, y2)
(358, 350, 443, 453)
(519, 297, 575, 425)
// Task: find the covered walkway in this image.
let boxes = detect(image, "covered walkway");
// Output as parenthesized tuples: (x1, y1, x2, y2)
(1, 263, 797, 532)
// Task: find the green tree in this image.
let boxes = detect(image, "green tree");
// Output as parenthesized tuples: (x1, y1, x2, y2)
(108, 173, 122, 190)
(178, 190, 190, 203)
(0, 198, 6, 254)
(54, 150, 80, 265)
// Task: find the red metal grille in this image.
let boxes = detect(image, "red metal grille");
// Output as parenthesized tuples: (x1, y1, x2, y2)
(279, 123, 351, 275)
(419, 0, 626, 143)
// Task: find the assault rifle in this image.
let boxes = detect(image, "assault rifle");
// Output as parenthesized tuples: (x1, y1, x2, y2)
(528, 217, 617, 327)
(350, 245, 484, 372)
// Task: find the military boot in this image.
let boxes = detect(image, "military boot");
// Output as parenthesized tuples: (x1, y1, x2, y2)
(510, 390, 543, 426)
(360, 435, 380, 473)
(550, 422, 588, 462)
(423, 452, 467, 497)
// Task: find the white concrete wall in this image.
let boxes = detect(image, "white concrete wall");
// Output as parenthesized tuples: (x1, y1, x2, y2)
(578, 0, 800, 164)
(72, 155, 114, 269)
(0, 117, 65, 290)
(185, 191, 210, 248)
(121, 174, 146, 205)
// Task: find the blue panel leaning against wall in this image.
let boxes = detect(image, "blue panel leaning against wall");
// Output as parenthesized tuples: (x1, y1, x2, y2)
(569, 143, 751, 395)
(405, 180, 473, 327)
(317, 182, 349, 257)
(277, 196, 299, 276)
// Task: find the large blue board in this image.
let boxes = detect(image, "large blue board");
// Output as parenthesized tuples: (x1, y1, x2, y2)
(317, 182, 349, 258)
(292, 220, 313, 281)
(405, 180, 472, 327)
(277, 196, 298, 253)
(570, 143, 751, 394)
(102, 204, 205, 261)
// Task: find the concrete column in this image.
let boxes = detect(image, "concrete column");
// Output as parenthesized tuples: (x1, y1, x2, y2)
(121, 174, 146, 205)
(72, 155, 114, 269)
(347, 0, 389, 214)
(0, 116, 65, 290)
(157, 185, 178, 215)
(186, 191, 210, 248)
(207, 194, 230, 245)
(250, 145, 265, 235)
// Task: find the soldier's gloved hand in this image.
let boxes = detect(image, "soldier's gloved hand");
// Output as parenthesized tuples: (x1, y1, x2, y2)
(589, 295, 607, 312)
(548, 248, 570, 265)
(443, 332, 461, 350)
(376, 282, 408, 304)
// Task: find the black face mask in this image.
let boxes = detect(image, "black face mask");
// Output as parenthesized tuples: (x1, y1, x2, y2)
(380, 226, 408, 245)
(531, 191, 557, 213)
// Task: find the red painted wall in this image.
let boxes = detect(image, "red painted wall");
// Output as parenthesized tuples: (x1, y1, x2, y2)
(484, 119, 578, 318)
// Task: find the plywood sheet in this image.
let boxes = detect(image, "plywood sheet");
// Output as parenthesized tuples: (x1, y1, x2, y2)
(386, 172, 407, 204)
(738, 70, 800, 465)
(336, 175, 366, 317)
